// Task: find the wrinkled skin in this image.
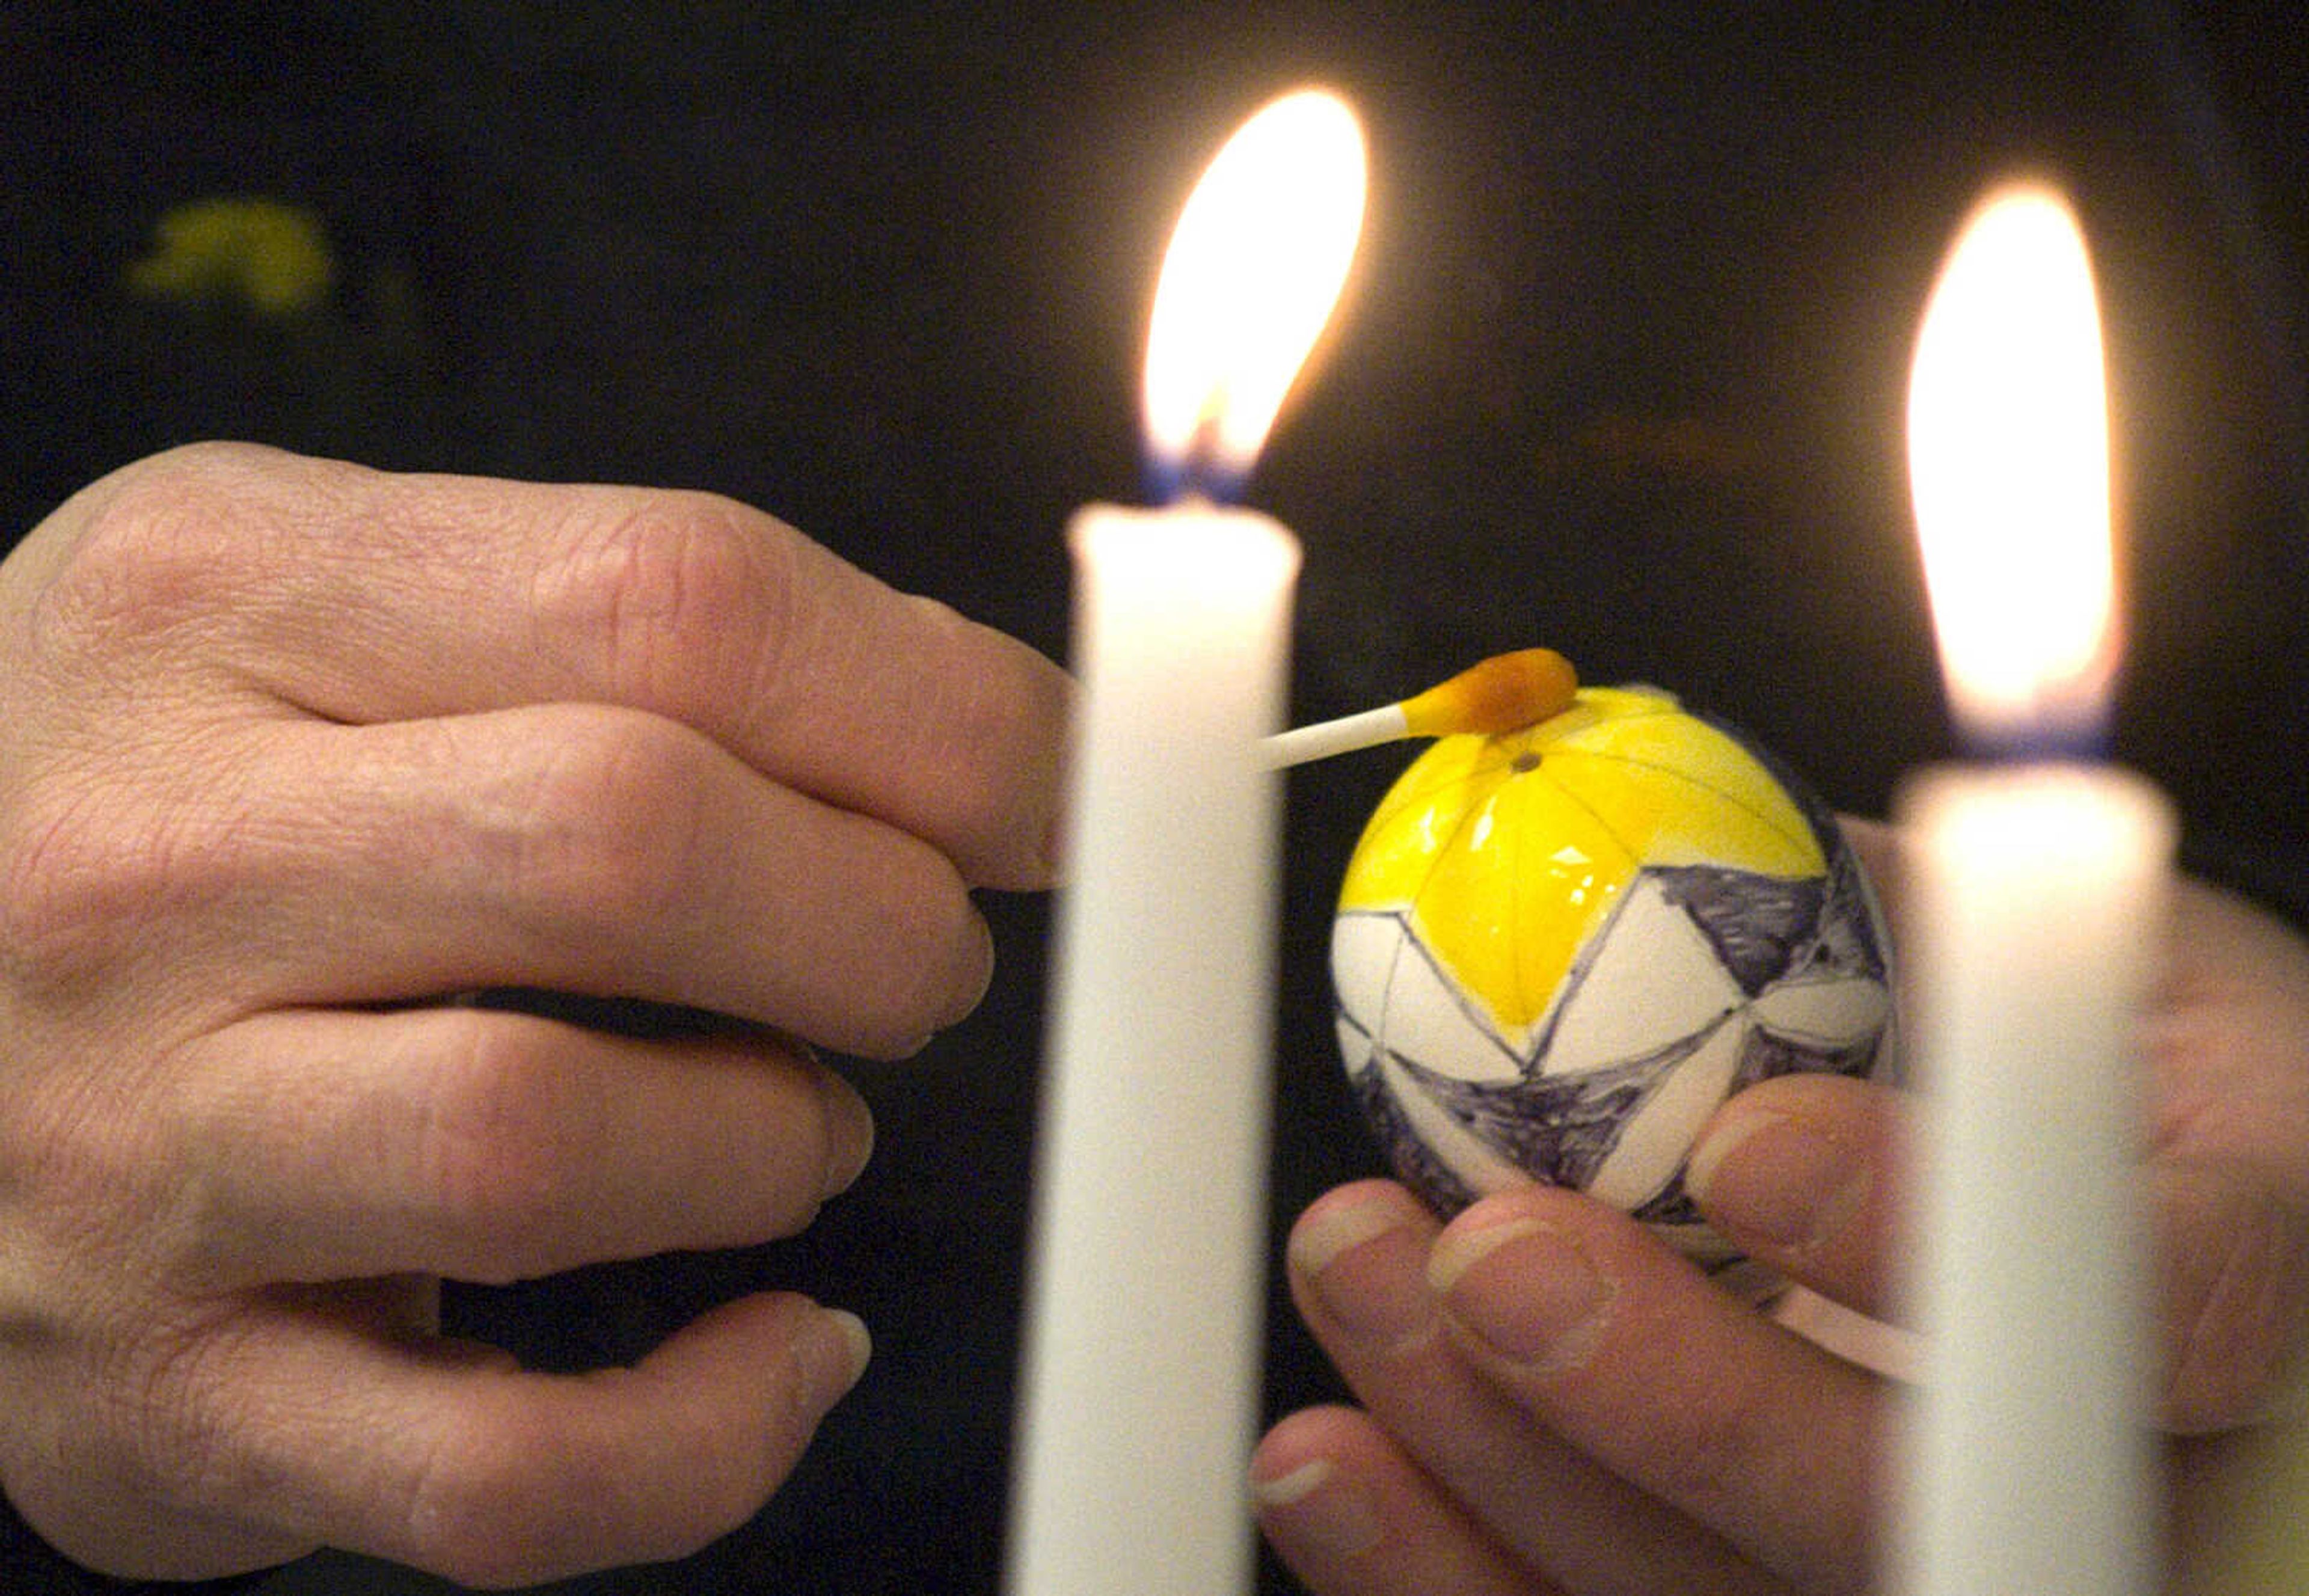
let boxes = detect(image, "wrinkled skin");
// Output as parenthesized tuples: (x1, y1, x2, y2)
(1258, 821, 2309, 1596)
(0, 443, 1070, 1586)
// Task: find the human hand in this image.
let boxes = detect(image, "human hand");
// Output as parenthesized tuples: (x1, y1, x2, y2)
(0, 443, 1069, 1585)
(1255, 821, 2309, 1594)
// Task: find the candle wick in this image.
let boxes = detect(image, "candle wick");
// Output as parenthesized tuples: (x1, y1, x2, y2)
(1151, 407, 1245, 506)
(1956, 702, 2113, 764)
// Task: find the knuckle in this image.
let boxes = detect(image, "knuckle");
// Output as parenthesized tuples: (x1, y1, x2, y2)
(87, 1307, 263, 1518)
(0, 776, 121, 989)
(0, 449, 302, 993)
(414, 1016, 590, 1272)
(528, 492, 799, 716)
(0, 765, 251, 993)
(0, 1016, 186, 1284)
(871, 599, 1068, 882)
(489, 711, 710, 940)
(17, 1096, 180, 1274)
(879, 842, 975, 959)
(912, 610, 1042, 800)
(916, 742, 1016, 866)
(37, 444, 271, 653)
(22, 1308, 323, 1580)
(854, 847, 984, 1050)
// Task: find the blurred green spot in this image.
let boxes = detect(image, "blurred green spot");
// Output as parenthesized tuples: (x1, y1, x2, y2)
(124, 197, 337, 316)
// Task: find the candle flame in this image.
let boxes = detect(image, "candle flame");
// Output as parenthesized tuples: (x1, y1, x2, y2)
(1907, 182, 2117, 753)
(1142, 88, 1367, 497)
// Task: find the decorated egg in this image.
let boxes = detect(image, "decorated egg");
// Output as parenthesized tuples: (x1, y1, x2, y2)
(1330, 683, 1897, 1283)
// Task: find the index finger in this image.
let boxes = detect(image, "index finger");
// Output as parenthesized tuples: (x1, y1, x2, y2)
(63, 443, 1070, 890)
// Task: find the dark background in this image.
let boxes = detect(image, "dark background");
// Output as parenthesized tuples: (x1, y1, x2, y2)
(4, 2, 2306, 1591)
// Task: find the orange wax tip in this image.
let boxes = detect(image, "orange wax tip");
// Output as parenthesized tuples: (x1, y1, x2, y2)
(1399, 648, 1578, 738)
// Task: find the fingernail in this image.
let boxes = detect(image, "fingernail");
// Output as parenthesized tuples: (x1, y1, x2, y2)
(1429, 1218, 1613, 1372)
(1251, 1457, 1384, 1559)
(940, 910, 998, 1029)
(819, 1073, 875, 1199)
(810, 1308, 873, 1404)
(1687, 1107, 1868, 1254)
(1287, 1192, 1437, 1349)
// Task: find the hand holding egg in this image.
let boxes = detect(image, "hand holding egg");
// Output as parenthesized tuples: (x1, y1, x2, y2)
(1303, 660, 1898, 1296)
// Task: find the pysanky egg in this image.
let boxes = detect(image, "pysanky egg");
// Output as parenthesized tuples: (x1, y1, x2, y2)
(1330, 684, 1896, 1279)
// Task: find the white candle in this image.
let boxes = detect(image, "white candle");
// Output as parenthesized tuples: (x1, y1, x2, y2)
(1011, 502, 1296, 1594)
(1893, 183, 2176, 1596)
(1897, 766, 2171, 1595)
(1007, 90, 1364, 1596)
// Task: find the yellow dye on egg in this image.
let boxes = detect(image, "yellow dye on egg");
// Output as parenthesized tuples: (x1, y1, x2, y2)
(124, 197, 337, 316)
(1338, 686, 1824, 1034)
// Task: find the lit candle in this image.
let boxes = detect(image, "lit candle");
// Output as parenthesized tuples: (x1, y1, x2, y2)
(1892, 183, 2176, 1595)
(1006, 90, 1366, 1596)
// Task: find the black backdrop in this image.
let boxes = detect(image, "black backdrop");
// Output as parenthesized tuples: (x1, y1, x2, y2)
(5, 4, 2307, 1591)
